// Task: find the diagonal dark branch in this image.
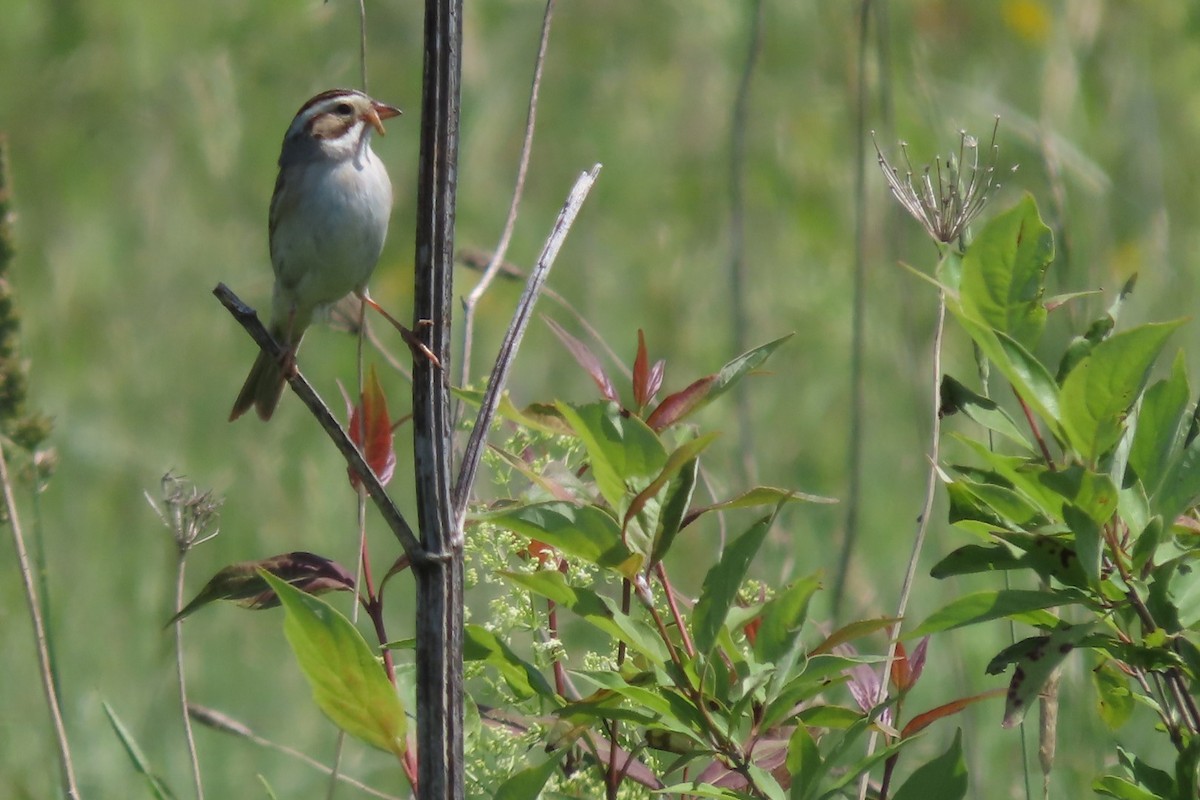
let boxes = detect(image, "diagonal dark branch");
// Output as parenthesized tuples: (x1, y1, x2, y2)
(213, 284, 424, 561)
(452, 165, 602, 523)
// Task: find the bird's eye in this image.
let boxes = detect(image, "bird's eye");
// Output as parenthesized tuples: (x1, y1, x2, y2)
(335, 102, 353, 116)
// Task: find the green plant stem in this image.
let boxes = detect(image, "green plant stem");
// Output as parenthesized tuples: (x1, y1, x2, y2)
(726, 0, 765, 485)
(2, 442, 81, 799)
(173, 553, 205, 800)
(834, 0, 875, 623)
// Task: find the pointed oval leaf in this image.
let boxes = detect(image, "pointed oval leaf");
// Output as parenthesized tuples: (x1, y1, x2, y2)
(1060, 321, 1184, 462)
(891, 728, 968, 800)
(260, 571, 406, 756)
(481, 501, 640, 578)
(464, 624, 556, 701)
(650, 454, 699, 566)
(899, 690, 1006, 738)
(961, 194, 1054, 348)
(557, 400, 667, 511)
(1130, 352, 1191, 496)
(632, 329, 652, 408)
(753, 573, 822, 663)
(911, 589, 1090, 637)
(692, 515, 771, 655)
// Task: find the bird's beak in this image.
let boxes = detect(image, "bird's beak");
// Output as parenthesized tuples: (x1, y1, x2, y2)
(366, 101, 403, 136)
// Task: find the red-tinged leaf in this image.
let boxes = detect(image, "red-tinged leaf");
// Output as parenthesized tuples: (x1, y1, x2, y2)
(544, 316, 619, 403)
(647, 334, 793, 431)
(347, 365, 395, 489)
(633, 329, 651, 408)
(646, 375, 716, 431)
(169, 552, 355, 624)
(909, 636, 930, 685)
(900, 688, 1006, 738)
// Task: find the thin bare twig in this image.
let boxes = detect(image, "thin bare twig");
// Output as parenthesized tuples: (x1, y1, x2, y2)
(452, 165, 603, 523)
(857, 290, 946, 800)
(2, 441, 81, 800)
(189, 705, 404, 800)
(212, 284, 425, 561)
(727, 0, 765, 486)
(459, 0, 557, 392)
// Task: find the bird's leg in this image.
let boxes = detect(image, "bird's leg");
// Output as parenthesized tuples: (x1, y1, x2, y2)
(279, 307, 300, 378)
(359, 293, 441, 367)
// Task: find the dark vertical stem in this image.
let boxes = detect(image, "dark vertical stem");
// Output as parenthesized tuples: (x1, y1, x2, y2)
(832, 0, 873, 623)
(727, 0, 765, 485)
(412, 0, 464, 797)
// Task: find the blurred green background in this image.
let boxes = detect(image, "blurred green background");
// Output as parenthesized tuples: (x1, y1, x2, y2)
(3, 0, 1200, 796)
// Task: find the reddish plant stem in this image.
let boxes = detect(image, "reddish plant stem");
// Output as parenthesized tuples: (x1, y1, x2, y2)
(655, 562, 695, 659)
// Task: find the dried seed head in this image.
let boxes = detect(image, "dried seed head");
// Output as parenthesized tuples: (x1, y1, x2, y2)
(873, 117, 1015, 245)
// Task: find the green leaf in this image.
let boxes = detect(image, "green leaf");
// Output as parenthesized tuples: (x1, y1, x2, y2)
(692, 515, 771, 654)
(556, 400, 667, 511)
(629, 433, 716, 561)
(810, 617, 900, 656)
(1093, 660, 1134, 730)
(502, 570, 669, 665)
(481, 501, 641, 578)
(1153, 432, 1200, 531)
(939, 374, 1032, 449)
(1129, 352, 1191, 495)
(754, 573, 822, 663)
(1063, 504, 1102, 586)
(948, 304, 1062, 433)
(911, 589, 1088, 636)
(995, 531, 1090, 589)
(1091, 776, 1165, 800)
(891, 729, 968, 800)
(650, 455, 699, 566)
(102, 701, 178, 800)
(260, 571, 406, 756)
(960, 194, 1054, 348)
(494, 750, 567, 800)
(786, 725, 823, 799)
(1036, 465, 1120, 526)
(688, 486, 837, 527)
(464, 624, 556, 701)
(1059, 322, 1183, 462)
(930, 543, 1024, 578)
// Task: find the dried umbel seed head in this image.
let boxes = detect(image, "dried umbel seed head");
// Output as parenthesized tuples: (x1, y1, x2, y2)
(873, 117, 1016, 246)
